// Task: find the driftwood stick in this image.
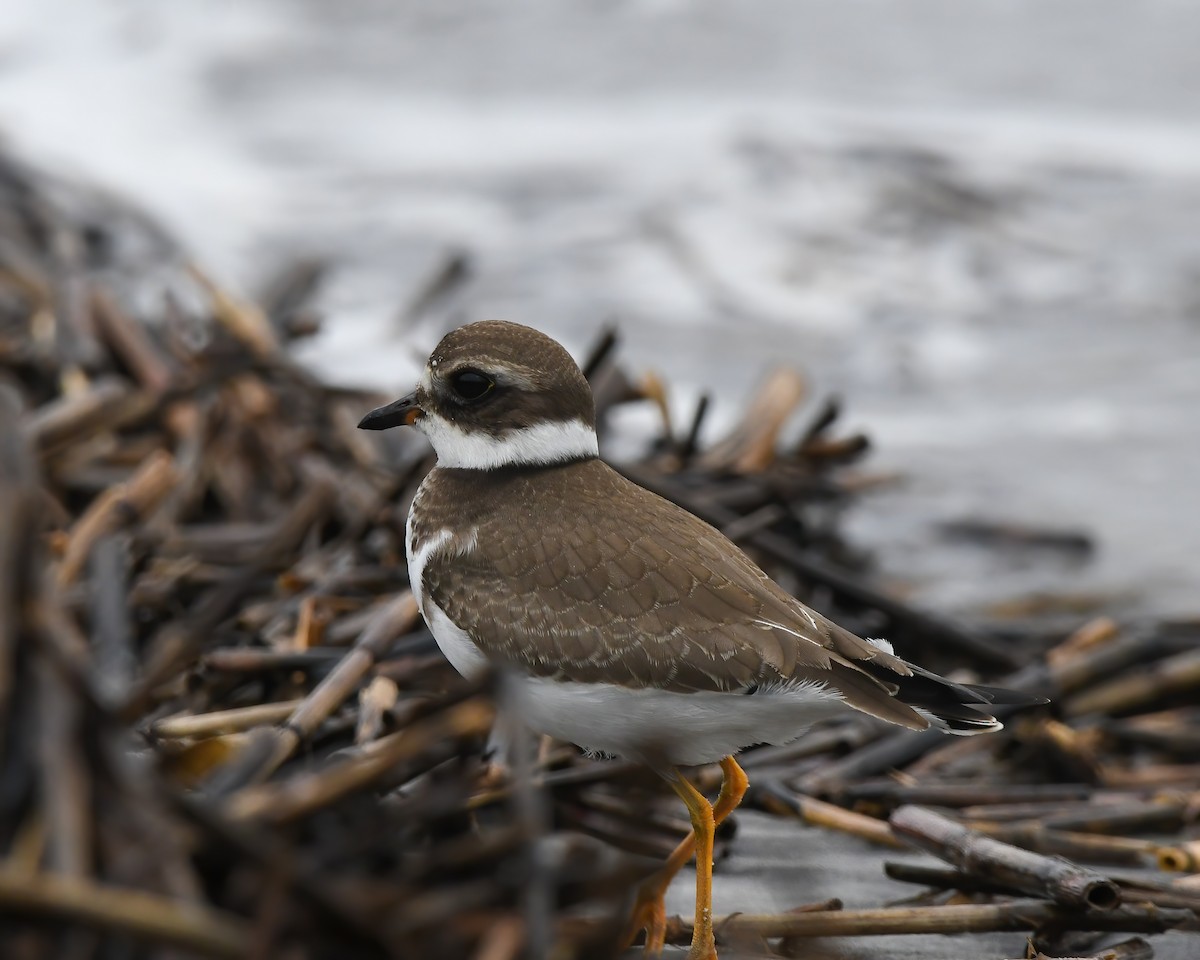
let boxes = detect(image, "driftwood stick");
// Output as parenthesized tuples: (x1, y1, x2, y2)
(883, 861, 1025, 896)
(36, 653, 91, 877)
(201, 647, 346, 672)
(1102, 715, 1200, 757)
(189, 264, 279, 356)
(665, 899, 1192, 940)
(580, 325, 619, 382)
(225, 695, 495, 822)
(0, 386, 42, 746)
(843, 781, 1092, 809)
(0, 866, 249, 958)
(1157, 841, 1200, 873)
(89, 288, 176, 392)
(170, 792, 389, 949)
(571, 789, 690, 841)
(195, 595, 417, 792)
(118, 572, 263, 722)
(397, 247, 472, 327)
(891, 806, 1121, 910)
(220, 593, 422, 784)
(1065, 647, 1200, 717)
(57, 449, 178, 585)
(1038, 799, 1188, 836)
(150, 700, 305, 739)
(251, 475, 337, 569)
(88, 534, 136, 707)
(257, 256, 327, 338)
(1114, 878, 1200, 911)
(1101, 763, 1200, 789)
(1045, 616, 1120, 668)
(677, 393, 710, 464)
(1008, 627, 1192, 701)
(887, 862, 1200, 913)
(980, 824, 1160, 867)
(697, 368, 806, 474)
(22, 375, 133, 451)
(285, 593, 419, 740)
(960, 798, 1123, 822)
(795, 728, 942, 795)
(753, 781, 904, 848)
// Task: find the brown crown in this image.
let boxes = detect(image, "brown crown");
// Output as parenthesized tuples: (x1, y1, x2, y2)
(425, 321, 596, 432)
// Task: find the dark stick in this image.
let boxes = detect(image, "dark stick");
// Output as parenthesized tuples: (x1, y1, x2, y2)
(841, 781, 1092, 809)
(89, 288, 176, 392)
(883, 861, 1025, 896)
(890, 805, 1122, 911)
(87, 535, 135, 707)
(794, 728, 943, 796)
(665, 899, 1192, 940)
(0, 867, 249, 958)
(0, 386, 42, 754)
(677, 393, 710, 464)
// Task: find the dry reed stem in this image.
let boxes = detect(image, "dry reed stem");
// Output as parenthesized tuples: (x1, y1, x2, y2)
(0, 866, 250, 958)
(150, 700, 305, 739)
(756, 783, 905, 848)
(57, 449, 178, 585)
(1065, 648, 1200, 717)
(891, 805, 1121, 911)
(667, 899, 1192, 941)
(225, 696, 495, 822)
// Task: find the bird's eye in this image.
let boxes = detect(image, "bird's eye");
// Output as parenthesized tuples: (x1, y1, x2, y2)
(449, 369, 494, 402)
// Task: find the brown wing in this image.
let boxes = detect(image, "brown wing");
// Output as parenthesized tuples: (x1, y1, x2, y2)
(421, 459, 995, 731)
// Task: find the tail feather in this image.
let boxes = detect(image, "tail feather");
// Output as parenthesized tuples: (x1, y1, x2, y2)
(958, 681, 1048, 707)
(858, 660, 1046, 737)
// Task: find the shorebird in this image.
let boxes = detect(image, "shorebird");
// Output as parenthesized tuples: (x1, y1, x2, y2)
(359, 320, 1024, 959)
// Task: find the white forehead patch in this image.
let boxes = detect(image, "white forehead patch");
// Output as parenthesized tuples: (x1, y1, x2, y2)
(417, 413, 598, 470)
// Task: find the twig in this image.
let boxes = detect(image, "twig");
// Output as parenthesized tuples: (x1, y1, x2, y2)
(0, 866, 249, 958)
(664, 899, 1192, 940)
(891, 805, 1121, 910)
(752, 781, 904, 848)
(150, 700, 305, 739)
(225, 695, 495, 822)
(57, 449, 178, 585)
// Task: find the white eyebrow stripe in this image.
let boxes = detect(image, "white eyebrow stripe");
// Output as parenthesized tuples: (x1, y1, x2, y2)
(480, 362, 537, 389)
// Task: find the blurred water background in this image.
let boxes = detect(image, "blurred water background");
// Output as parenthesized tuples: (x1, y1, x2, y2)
(3, 0, 1199, 620)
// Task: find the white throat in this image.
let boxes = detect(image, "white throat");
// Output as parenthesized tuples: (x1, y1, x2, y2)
(417, 414, 599, 470)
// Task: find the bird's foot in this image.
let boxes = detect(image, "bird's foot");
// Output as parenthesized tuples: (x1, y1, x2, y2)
(620, 880, 669, 956)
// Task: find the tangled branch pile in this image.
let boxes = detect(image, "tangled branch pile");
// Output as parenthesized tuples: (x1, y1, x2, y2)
(0, 149, 1196, 960)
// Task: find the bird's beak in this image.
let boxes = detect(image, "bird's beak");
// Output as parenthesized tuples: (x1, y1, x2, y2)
(357, 391, 423, 430)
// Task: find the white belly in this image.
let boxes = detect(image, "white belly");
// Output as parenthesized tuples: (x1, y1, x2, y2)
(419, 595, 850, 765)
(519, 676, 850, 767)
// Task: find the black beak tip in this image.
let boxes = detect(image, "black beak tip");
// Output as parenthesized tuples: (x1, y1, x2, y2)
(357, 392, 421, 431)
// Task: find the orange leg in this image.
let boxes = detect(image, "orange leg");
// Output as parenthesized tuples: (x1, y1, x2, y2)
(622, 757, 749, 956)
(672, 770, 717, 959)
